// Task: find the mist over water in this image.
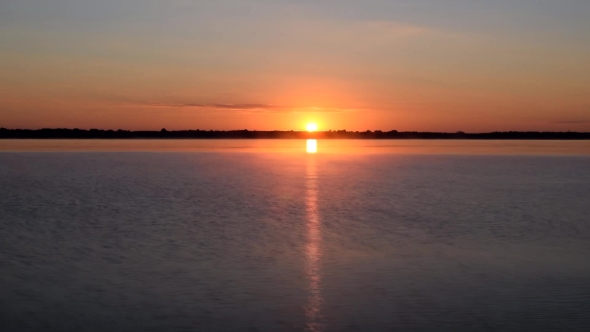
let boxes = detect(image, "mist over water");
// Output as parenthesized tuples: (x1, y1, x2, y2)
(1, 140, 590, 331)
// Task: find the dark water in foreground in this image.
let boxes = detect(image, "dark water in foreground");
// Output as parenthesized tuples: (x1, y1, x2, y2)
(1, 140, 590, 331)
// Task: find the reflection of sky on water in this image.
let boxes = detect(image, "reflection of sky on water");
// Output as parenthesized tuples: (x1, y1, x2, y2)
(1, 150, 590, 331)
(2, 139, 590, 155)
(305, 154, 324, 331)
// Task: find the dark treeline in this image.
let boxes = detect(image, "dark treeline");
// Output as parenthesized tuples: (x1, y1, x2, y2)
(1, 128, 590, 139)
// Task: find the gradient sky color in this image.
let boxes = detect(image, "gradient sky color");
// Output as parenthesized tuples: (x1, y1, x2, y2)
(1, 0, 589, 131)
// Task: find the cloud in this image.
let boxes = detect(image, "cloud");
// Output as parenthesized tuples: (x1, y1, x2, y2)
(211, 103, 282, 110)
(130, 102, 361, 113)
(133, 102, 280, 111)
(552, 120, 590, 124)
(291, 106, 364, 113)
(139, 102, 206, 108)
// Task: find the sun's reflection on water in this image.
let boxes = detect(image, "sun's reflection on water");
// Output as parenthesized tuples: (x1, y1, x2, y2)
(306, 139, 317, 154)
(305, 153, 324, 331)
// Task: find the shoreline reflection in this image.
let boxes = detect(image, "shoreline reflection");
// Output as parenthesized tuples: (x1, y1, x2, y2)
(305, 154, 323, 331)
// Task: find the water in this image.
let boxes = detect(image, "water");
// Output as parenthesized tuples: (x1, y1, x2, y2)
(1, 140, 590, 331)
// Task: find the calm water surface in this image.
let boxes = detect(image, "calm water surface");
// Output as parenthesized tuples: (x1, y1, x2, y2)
(1, 140, 590, 331)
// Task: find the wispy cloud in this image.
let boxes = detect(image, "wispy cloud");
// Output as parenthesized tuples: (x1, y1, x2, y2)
(291, 106, 364, 113)
(130, 102, 362, 113)
(552, 120, 590, 124)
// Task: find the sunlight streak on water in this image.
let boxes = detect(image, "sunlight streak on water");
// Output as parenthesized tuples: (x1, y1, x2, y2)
(306, 139, 317, 154)
(305, 155, 324, 331)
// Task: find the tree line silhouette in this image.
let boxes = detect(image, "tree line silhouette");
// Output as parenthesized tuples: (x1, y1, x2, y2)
(1, 128, 589, 139)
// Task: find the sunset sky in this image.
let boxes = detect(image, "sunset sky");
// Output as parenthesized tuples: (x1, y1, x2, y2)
(1, 0, 589, 131)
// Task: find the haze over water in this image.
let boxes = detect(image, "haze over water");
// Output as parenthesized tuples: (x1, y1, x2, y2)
(1, 140, 590, 331)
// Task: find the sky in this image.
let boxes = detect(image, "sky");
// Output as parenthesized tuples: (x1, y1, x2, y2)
(1, 0, 589, 132)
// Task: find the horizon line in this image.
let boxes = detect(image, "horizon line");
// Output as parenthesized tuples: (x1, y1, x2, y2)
(3, 128, 590, 134)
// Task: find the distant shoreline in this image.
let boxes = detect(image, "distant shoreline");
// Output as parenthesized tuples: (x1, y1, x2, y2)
(1, 128, 590, 140)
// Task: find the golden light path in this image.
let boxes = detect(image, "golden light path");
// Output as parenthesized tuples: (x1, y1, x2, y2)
(306, 139, 318, 154)
(305, 151, 324, 331)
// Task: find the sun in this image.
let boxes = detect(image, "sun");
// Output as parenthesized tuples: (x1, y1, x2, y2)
(306, 123, 318, 132)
